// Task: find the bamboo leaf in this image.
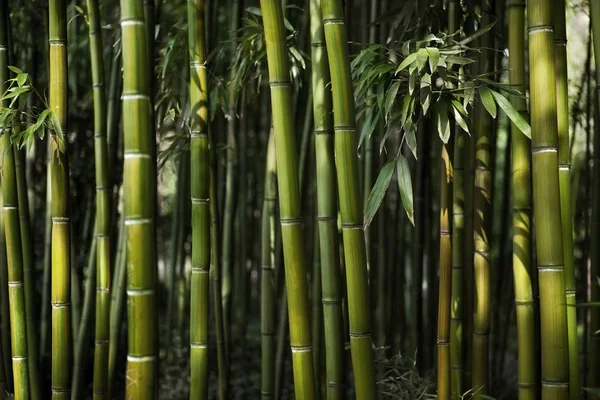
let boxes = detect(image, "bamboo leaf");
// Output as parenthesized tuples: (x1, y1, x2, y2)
(459, 21, 495, 46)
(359, 108, 380, 149)
(489, 89, 531, 139)
(409, 70, 417, 95)
(396, 155, 414, 225)
(397, 52, 418, 73)
(420, 73, 432, 114)
(436, 102, 451, 143)
(385, 80, 401, 122)
(479, 86, 496, 118)
(426, 47, 439, 73)
(416, 48, 428, 72)
(445, 55, 475, 65)
(452, 102, 470, 134)
(364, 160, 396, 227)
(16, 73, 27, 87)
(404, 118, 417, 158)
(7, 66, 22, 74)
(246, 7, 262, 16)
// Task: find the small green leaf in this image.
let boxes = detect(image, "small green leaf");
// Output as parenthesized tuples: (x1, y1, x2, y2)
(452, 102, 470, 134)
(420, 73, 432, 114)
(490, 89, 531, 139)
(246, 7, 262, 16)
(364, 160, 396, 227)
(7, 66, 22, 74)
(479, 86, 497, 118)
(385, 80, 401, 122)
(459, 22, 495, 46)
(436, 102, 451, 143)
(396, 52, 418, 73)
(396, 155, 414, 225)
(16, 73, 27, 87)
(404, 118, 417, 159)
(416, 48, 428, 72)
(426, 47, 440, 73)
(445, 56, 475, 65)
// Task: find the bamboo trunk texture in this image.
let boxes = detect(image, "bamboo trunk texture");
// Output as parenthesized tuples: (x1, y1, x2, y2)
(188, 0, 211, 396)
(0, 175, 13, 393)
(260, 130, 277, 400)
(589, 0, 600, 394)
(259, 0, 316, 398)
(553, 0, 579, 396)
(321, 0, 376, 397)
(120, 0, 158, 397)
(85, 0, 111, 397)
(527, 0, 570, 397)
(508, 1, 536, 399)
(49, 0, 72, 397)
(311, 0, 345, 396)
(472, 1, 495, 396)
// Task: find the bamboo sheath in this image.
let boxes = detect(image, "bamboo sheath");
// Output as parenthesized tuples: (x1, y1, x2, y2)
(527, 0, 570, 398)
(321, 0, 376, 397)
(589, 0, 600, 395)
(49, 0, 72, 398)
(552, 0, 579, 397)
(120, 0, 158, 397)
(188, 0, 211, 397)
(311, 0, 344, 397)
(84, 0, 112, 397)
(259, 0, 316, 398)
(508, 1, 536, 399)
(260, 130, 277, 400)
(472, 2, 494, 397)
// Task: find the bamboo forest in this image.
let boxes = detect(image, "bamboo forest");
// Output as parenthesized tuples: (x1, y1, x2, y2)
(1, 0, 600, 399)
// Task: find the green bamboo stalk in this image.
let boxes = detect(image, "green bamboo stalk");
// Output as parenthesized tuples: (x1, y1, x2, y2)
(15, 144, 40, 400)
(107, 210, 125, 397)
(1, 132, 30, 400)
(259, 0, 316, 398)
(188, 0, 211, 397)
(84, 0, 112, 397)
(120, 0, 158, 397)
(71, 234, 96, 400)
(208, 126, 227, 399)
(310, 1, 344, 396)
(40, 148, 51, 366)
(221, 0, 240, 349)
(261, 129, 277, 400)
(508, 1, 536, 399)
(49, 0, 72, 397)
(472, 2, 495, 396)
(527, 0, 570, 397)
(552, 1, 578, 397)
(438, 140, 454, 400)
(321, 0, 376, 396)
(589, 0, 600, 394)
(311, 230, 323, 399)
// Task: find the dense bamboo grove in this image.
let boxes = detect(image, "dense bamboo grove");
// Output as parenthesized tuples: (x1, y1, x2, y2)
(0, 0, 599, 399)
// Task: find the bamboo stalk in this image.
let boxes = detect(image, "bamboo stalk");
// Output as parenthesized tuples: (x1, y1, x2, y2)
(527, 0, 570, 397)
(321, 0, 376, 396)
(120, 0, 158, 397)
(472, 2, 495, 396)
(259, 0, 316, 398)
(508, 1, 536, 399)
(261, 129, 277, 400)
(188, 0, 211, 396)
(49, 0, 72, 397)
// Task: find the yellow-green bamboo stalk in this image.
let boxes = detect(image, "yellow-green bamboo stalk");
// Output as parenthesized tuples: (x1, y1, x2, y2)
(0, 176, 12, 392)
(589, 0, 600, 394)
(120, 0, 158, 397)
(321, 0, 376, 397)
(311, 1, 345, 397)
(508, 1, 536, 399)
(84, 0, 111, 397)
(472, 2, 494, 397)
(188, 0, 210, 397)
(49, 0, 72, 397)
(261, 129, 277, 400)
(259, 0, 316, 398)
(527, 0, 570, 397)
(552, 0, 578, 397)
(438, 141, 453, 400)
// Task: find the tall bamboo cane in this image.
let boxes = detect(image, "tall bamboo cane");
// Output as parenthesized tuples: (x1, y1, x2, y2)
(527, 0, 570, 397)
(589, 0, 600, 394)
(259, 0, 316, 398)
(188, 0, 211, 397)
(321, 0, 376, 396)
(508, 1, 536, 399)
(311, 0, 345, 396)
(120, 0, 158, 397)
(0, 175, 12, 392)
(261, 129, 277, 400)
(84, 0, 112, 397)
(49, 0, 72, 397)
(472, 1, 495, 396)
(552, 0, 578, 396)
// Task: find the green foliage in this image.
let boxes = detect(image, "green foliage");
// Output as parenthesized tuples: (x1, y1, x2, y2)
(352, 27, 530, 226)
(377, 353, 434, 399)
